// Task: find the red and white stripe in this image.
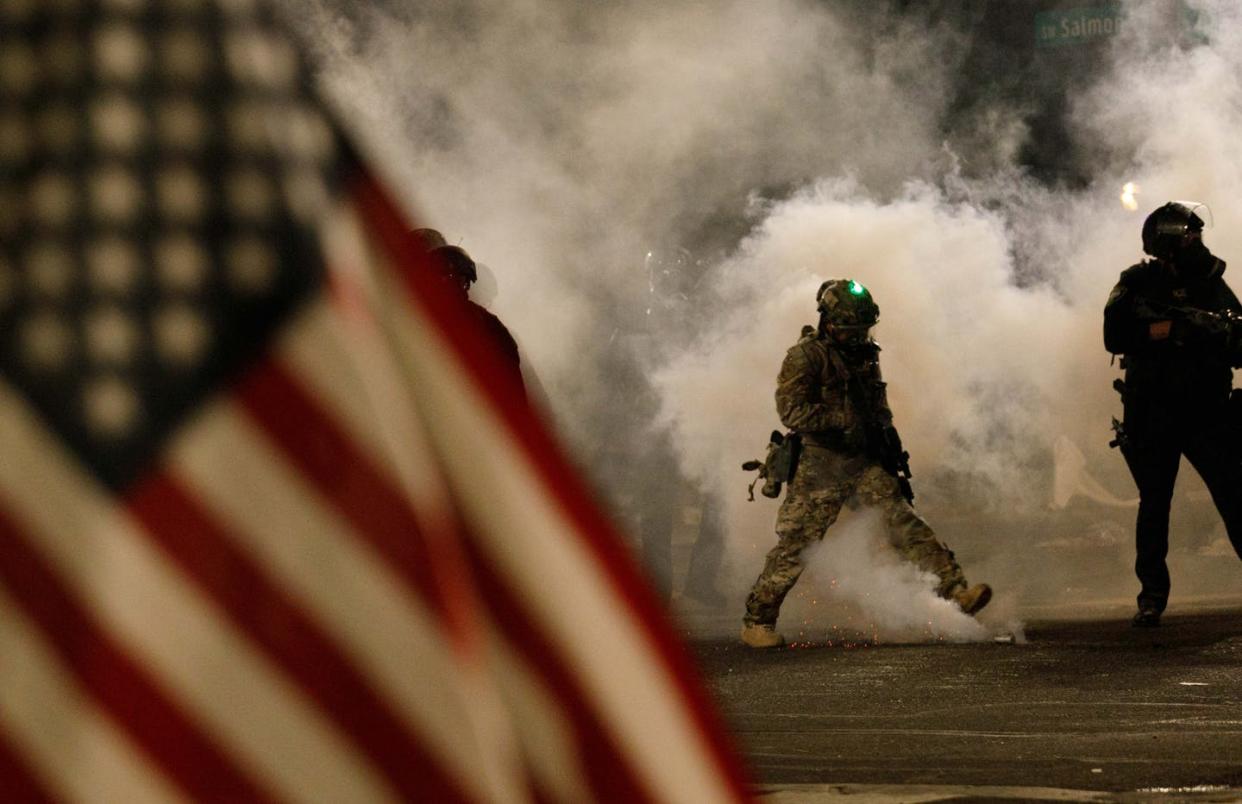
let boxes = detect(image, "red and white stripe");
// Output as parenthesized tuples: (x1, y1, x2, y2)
(0, 167, 751, 802)
(341, 176, 752, 803)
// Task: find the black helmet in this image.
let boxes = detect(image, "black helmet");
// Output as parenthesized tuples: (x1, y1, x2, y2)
(1141, 201, 1208, 259)
(413, 228, 447, 250)
(817, 278, 879, 329)
(429, 244, 477, 287)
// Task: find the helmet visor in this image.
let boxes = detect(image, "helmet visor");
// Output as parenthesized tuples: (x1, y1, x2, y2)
(1164, 200, 1212, 233)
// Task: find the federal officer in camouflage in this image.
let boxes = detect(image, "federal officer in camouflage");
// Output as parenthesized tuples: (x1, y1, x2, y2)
(741, 279, 992, 648)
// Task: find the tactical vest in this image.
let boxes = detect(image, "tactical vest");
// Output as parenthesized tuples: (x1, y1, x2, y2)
(832, 341, 889, 424)
(801, 335, 890, 449)
(1114, 260, 1235, 398)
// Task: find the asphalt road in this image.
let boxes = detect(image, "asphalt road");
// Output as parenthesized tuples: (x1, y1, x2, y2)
(693, 607, 1242, 797)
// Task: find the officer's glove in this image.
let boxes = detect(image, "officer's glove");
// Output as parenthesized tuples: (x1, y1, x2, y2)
(1169, 317, 1222, 349)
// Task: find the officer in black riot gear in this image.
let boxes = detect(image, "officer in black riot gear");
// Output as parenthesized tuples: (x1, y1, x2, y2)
(1104, 201, 1242, 627)
(426, 244, 525, 395)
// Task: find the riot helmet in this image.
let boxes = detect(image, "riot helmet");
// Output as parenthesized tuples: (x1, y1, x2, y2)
(413, 228, 448, 250)
(817, 278, 879, 332)
(429, 244, 477, 292)
(1141, 201, 1210, 260)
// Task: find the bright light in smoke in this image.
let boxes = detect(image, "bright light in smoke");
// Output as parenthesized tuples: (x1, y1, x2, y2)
(1120, 182, 1140, 211)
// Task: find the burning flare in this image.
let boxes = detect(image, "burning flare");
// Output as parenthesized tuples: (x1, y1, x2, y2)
(1120, 182, 1140, 211)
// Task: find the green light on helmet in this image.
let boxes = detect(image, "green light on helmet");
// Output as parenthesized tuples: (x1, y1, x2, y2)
(848, 280, 866, 296)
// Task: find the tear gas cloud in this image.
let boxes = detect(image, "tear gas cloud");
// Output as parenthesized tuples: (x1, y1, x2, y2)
(284, 0, 1242, 638)
(779, 511, 992, 645)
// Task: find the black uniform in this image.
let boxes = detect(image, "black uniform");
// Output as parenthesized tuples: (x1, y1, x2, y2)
(467, 300, 525, 395)
(1104, 255, 1242, 615)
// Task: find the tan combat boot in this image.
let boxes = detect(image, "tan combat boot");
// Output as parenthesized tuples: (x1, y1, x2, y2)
(953, 583, 992, 616)
(741, 623, 785, 649)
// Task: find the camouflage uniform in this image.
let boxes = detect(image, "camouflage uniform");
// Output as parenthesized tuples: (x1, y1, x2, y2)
(743, 332, 968, 628)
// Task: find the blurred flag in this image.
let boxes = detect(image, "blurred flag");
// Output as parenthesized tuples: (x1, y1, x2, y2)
(0, 2, 750, 802)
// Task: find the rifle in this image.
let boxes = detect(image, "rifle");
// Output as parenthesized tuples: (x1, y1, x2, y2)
(1136, 299, 1242, 357)
(742, 430, 801, 501)
(867, 424, 914, 503)
(841, 346, 916, 503)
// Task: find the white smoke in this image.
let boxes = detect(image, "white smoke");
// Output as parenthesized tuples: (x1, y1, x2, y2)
(653, 176, 1085, 504)
(777, 511, 989, 644)
(280, 1, 966, 403)
(655, 0, 1242, 630)
(284, 0, 1242, 638)
(651, 175, 1139, 632)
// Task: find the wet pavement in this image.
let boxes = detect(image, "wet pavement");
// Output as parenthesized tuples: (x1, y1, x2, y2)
(693, 605, 1242, 800)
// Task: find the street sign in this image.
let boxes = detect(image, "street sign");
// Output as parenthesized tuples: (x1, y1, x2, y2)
(1035, 4, 1124, 48)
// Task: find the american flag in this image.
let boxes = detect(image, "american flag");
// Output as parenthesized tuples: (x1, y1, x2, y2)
(0, 1, 751, 801)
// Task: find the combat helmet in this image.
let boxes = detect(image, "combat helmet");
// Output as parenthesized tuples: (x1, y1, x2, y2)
(1141, 201, 1210, 259)
(816, 278, 879, 330)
